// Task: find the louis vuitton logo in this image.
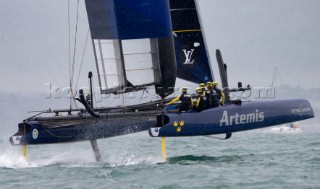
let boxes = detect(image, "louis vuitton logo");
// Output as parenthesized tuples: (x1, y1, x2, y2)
(182, 49, 195, 64)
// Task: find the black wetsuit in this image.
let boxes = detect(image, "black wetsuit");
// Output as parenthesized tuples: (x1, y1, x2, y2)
(179, 93, 192, 112)
(212, 88, 222, 107)
(195, 94, 207, 112)
(206, 89, 214, 108)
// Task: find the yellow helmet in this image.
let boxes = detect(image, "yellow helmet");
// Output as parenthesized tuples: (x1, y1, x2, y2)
(206, 81, 212, 87)
(211, 81, 218, 87)
(199, 83, 205, 89)
(181, 87, 188, 93)
(195, 87, 202, 93)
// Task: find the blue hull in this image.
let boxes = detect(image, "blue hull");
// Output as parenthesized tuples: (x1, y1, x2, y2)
(10, 115, 157, 145)
(149, 99, 314, 137)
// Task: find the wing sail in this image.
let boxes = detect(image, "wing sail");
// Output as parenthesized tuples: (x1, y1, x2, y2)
(169, 0, 214, 84)
(85, 0, 176, 96)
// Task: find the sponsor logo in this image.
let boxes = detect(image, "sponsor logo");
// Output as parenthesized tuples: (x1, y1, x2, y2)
(182, 49, 195, 64)
(220, 110, 265, 126)
(32, 129, 39, 139)
(182, 42, 200, 65)
(291, 107, 311, 114)
(173, 121, 185, 132)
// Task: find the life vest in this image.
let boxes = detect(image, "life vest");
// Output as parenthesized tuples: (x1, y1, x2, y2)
(206, 89, 213, 108)
(211, 89, 220, 107)
(179, 93, 192, 111)
(195, 94, 207, 112)
(214, 88, 222, 100)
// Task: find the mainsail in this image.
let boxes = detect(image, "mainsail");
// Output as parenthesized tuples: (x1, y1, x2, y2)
(169, 0, 214, 84)
(85, 0, 176, 97)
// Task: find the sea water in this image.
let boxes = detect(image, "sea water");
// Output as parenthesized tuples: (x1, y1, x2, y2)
(1, 126, 319, 189)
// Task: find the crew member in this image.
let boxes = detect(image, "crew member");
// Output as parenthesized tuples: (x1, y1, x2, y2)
(199, 83, 206, 95)
(194, 87, 207, 112)
(211, 81, 225, 106)
(205, 81, 213, 108)
(167, 87, 193, 112)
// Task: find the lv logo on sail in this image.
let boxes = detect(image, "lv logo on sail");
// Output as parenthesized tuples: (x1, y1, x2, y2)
(183, 49, 195, 64)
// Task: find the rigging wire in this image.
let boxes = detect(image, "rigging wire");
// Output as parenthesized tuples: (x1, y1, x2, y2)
(68, 0, 72, 109)
(271, 67, 282, 87)
(71, 0, 80, 82)
(69, 0, 80, 109)
(75, 28, 90, 90)
(68, 0, 71, 83)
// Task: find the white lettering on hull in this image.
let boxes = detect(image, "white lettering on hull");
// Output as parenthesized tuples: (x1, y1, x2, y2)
(220, 110, 265, 126)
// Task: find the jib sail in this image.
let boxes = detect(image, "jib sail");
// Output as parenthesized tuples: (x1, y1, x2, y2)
(85, 0, 176, 97)
(169, 0, 214, 84)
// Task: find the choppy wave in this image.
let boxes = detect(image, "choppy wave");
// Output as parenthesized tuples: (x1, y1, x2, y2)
(1, 128, 320, 188)
(167, 154, 243, 164)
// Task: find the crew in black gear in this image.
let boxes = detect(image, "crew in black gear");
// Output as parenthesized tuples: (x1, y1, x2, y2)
(211, 81, 225, 106)
(167, 87, 193, 112)
(211, 90, 220, 108)
(205, 82, 214, 108)
(194, 87, 207, 112)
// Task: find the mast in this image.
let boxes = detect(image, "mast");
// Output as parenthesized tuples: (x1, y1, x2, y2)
(216, 49, 230, 103)
(118, 40, 128, 92)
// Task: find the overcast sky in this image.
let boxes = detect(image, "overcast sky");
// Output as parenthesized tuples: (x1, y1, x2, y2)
(1, 0, 320, 95)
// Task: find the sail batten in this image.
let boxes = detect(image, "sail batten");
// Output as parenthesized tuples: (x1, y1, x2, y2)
(93, 39, 126, 90)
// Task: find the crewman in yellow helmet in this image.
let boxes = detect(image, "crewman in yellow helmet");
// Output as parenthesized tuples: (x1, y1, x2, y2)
(205, 81, 214, 108)
(206, 81, 212, 89)
(194, 87, 207, 112)
(211, 81, 225, 106)
(167, 87, 193, 112)
(199, 83, 206, 95)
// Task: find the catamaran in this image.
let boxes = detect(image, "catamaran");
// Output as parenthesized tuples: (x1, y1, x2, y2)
(10, 0, 314, 161)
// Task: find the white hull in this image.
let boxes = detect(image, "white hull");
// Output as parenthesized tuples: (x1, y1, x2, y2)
(271, 122, 301, 131)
